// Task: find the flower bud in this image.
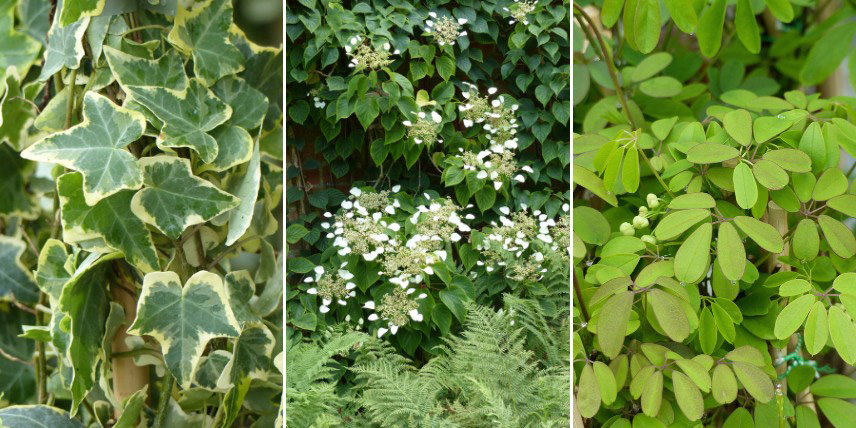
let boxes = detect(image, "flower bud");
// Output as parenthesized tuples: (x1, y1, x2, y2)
(638, 206, 648, 215)
(641, 235, 657, 245)
(646, 193, 659, 209)
(620, 222, 635, 236)
(632, 216, 649, 229)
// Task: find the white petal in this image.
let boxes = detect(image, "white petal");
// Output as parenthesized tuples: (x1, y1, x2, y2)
(494, 181, 502, 190)
(424, 266, 434, 275)
(350, 187, 362, 197)
(429, 11, 437, 17)
(451, 233, 461, 242)
(390, 325, 399, 335)
(458, 18, 468, 25)
(319, 305, 330, 313)
(409, 309, 424, 321)
(392, 185, 401, 192)
(346, 282, 356, 290)
(431, 111, 442, 123)
(364, 301, 375, 309)
(499, 206, 510, 215)
(488, 87, 498, 94)
(377, 327, 388, 337)
(368, 314, 379, 321)
(463, 119, 473, 127)
(306, 288, 317, 294)
(418, 293, 427, 299)
(476, 171, 488, 179)
(402, 120, 412, 126)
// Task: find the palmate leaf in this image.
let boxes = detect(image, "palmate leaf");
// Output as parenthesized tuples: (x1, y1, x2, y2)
(0, 4, 41, 77)
(0, 405, 84, 428)
(129, 270, 240, 389)
(0, 235, 39, 303)
(230, 25, 282, 124)
(35, 239, 72, 303)
(221, 322, 275, 385)
(22, 92, 146, 205)
(57, 172, 159, 273)
(126, 79, 231, 163)
(168, 0, 245, 86)
(130, 156, 239, 239)
(39, 3, 88, 81)
(58, 255, 116, 415)
(59, 0, 105, 27)
(225, 270, 262, 327)
(0, 69, 42, 151)
(103, 45, 188, 90)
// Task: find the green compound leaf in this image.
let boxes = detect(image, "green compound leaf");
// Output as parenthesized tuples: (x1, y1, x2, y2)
(752, 159, 788, 190)
(653, 208, 710, 241)
(762, 148, 812, 173)
(126, 79, 231, 164)
(577, 363, 600, 418)
(711, 364, 738, 404)
(664, 0, 697, 33)
(723, 109, 752, 146)
(0, 236, 39, 303)
(817, 215, 856, 259)
(59, 0, 105, 27)
(804, 301, 829, 355)
(0, 405, 84, 428)
(717, 222, 745, 281)
(129, 270, 240, 389)
(810, 374, 856, 398)
(827, 194, 856, 217)
(224, 322, 274, 384)
(697, 0, 726, 58)
(633, 0, 660, 54)
(669, 193, 715, 210)
(22, 92, 145, 206)
(103, 45, 188, 90)
(765, 0, 794, 22)
(735, 0, 760, 54)
(672, 371, 703, 421)
(674, 222, 712, 284)
(792, 218, 819, 261)
(733, 216, 784, 253)
(597, 290, 633, 359)
(800, 122, 826, 173)
(0, 144, 38, 220)
(168, 0, 245, 86)
(731, 361, 773, 403)
(39, 7, 88, 81)
(648, 288, 689, 342)
(641, 369, 663, 416)
(732, 163, 757, 209)
(631, 52, 672, 82)
(686, 143, 739, 164)
(828, 305, 856, 365)
(817, 397, 856, 428)
(57, 172, 159, 273)
(593, 361, 617, 404)
(0, 5, 41, 77)
(774, 294, 815, 339)
(131, 156, 239, 240)
(812, 168, 848, 201)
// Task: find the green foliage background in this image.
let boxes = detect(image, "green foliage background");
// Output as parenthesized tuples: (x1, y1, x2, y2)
(286, 0, 571, 425)
(574, 1, 856, 427)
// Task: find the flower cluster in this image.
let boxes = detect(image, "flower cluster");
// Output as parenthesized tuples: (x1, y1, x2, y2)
(454, 148, 527, 190)
(305, 264, 357, 313)
(403, 110, 444, 145)
(425, 12, 468, 46)
(459, 82, 521, 153)
(504, 0, 538, 25)
(345, 35, 399, 70)
(364, 287, 427, 337)
(619, 193, 660, 246)
(320, 188, 474, 337)
(475, 206, 565, 283)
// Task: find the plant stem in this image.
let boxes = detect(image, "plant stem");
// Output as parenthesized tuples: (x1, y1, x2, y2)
(153, 370, 174, 428)
(64, 68, 77, 129)
(36, 294, 48, 403)
(573, 272, 590, 322)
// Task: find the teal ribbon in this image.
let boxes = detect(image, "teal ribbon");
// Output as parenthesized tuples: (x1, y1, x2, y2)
(775, 334, 835, 380)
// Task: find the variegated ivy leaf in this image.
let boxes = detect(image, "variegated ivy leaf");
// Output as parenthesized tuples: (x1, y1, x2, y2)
(35, 239, 73, 303)
(0, 405, 84, 428)
(212, 76, 268, 130)
(126, 79, 230, 163)
(129, 270, 240, 389)
(225, 140, 261, 245)
(0, 68, 41, 150)
(168, 0, 245, 86)
(219, 323, 274, 386)
(230, 26, 283, 125)
(195, 349, 231, 391)
(103, 45, 188, 90)
(22, 92, 146, 205)
(57, 172, 160, 273)
(0, 144, 39, 220)
(59, 0, 105, 27)
(0, 3, 41, 77)
(58, 254, 117, 415)
(0, 235, 39, 303)
(225, 270, 261, 327)
(18, 0, 51, 43)
(130, 156, 239, 239)
(39, 3, 89, 81)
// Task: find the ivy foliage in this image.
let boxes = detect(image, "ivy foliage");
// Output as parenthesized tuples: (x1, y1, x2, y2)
(286, 0, 570, 425)
(0, 0, 283, 426)
(575, 1, 856, 427)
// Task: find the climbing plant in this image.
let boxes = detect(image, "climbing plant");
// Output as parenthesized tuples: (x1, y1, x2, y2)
(0, 0, 283, 426)
(574, 1, 856, 427)
(285, 0, 571, 425)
